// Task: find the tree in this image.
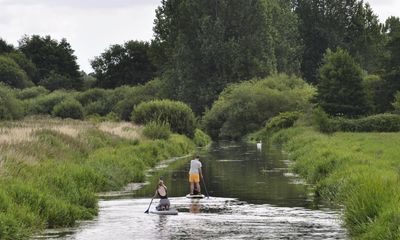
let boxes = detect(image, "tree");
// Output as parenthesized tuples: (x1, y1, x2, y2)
(316, 48, 368, 117)
(379, 17, 400, 112)
(5, 51, 37, 82)
(19, 35, 83, 90)
(91, 40, 156, 88)
(294, 0, 384, 84)
(0, 55, 34, 88)
(0, 38, 15, 54)
(154, 0, 277, 114)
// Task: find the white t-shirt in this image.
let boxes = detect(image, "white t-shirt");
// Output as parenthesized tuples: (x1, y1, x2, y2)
(189, 159, 202, 174)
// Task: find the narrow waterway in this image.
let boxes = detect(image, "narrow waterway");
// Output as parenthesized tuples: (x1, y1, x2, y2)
(35, 142, 347, 239)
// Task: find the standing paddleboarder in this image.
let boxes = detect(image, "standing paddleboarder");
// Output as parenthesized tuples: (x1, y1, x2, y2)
(188, 155, 202, 195)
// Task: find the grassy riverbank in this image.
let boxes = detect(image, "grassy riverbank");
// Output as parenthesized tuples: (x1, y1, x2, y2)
(271, 127, 400, 239)
(0, 117, 195, 239)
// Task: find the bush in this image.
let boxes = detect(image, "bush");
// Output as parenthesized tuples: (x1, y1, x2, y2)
(0, 85, 24, 120)
(76, 88, 108, 106)
(142, 121, 171, 140)
(265, 111, 303, 133)
(193, 129, 211, 147)
(52, 98, 84, 119)
(113, 79, 165, 120)
(315, 112, 400, 133)
(132, 99, 196, 137)
(203, 74, 315, 140)
(16, 86, 49, 100)
(25, 91, 70, 115)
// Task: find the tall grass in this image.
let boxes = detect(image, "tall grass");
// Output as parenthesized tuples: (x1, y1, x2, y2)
(0, 118, 195, 239)
(271, 127, 400, 239)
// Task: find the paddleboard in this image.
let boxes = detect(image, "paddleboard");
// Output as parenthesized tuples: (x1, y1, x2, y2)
(149, 208, 178, 215)
(186, 194, 205, 199)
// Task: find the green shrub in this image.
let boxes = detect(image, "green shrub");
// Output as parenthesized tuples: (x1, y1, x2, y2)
(25, 91, 70, 115)
(142, 121, 171, 140)
(392, 91, 400, 114)
(203, 74, 315, 140)
(132, 99, 196, 137)
(315, 113, 400, 133)
(193, 129, 211, 147)
(0, 85, 24, 120)
(52, 98, 84, 119)
(16, 86, 49, 100)
(265, 111, 303, 133)
(0, 55, 33, 88)
(113, 79, 165, 120)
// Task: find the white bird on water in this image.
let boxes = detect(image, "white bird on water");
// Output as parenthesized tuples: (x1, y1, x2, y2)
(256, 140, 262, 150)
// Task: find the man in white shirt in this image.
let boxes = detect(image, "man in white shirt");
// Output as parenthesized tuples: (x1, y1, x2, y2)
(188, 155, 202, 195)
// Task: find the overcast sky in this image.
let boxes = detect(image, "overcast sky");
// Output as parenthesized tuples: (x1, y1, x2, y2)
(0, 0, 399, 73)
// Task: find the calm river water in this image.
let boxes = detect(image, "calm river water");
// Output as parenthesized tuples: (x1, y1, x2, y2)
(35, 142, 347, 240)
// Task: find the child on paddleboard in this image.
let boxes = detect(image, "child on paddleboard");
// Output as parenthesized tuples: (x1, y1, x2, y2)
(154, 177, 170, 211)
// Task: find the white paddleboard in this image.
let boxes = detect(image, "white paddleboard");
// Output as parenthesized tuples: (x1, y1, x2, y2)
(149, 208, 178, 215)
(186, 194, 205, 199)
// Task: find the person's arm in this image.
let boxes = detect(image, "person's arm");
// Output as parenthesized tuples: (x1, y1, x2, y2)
(153, 189, 158, 198)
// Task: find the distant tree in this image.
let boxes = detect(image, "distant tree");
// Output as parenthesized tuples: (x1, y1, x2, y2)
(0, 38, 15, 54)
(266, 0, 303, 75)
(5, 51, 37, 82)
(0, 55, 34, 88)
(294, 0, 384, 84)
(154, 0, 277, 114)
(19, 35, 83, 90)
(91, 40, 156, 88)
(379, 17, 400, 112)
(316, 48, 368, 117)
(39, 71, 77, 91)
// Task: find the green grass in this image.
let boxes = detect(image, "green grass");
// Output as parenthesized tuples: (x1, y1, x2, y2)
(0, 119, 195, 239)
(271, 127, 400, 239)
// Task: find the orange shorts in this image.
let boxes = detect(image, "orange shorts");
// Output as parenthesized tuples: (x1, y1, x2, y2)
(189, 173, 200, 183)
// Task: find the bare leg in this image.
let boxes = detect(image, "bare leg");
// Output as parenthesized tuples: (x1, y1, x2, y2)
(195, 182, 201, 194)
(190, 182, 194, 194)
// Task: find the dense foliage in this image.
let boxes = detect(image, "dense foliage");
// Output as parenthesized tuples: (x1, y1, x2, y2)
(142, 121, 171, 140)
(91, 40, 156, 88)
(52, 98, 84, 120)
(203, 75, 314, 140)
(19, 35, 83, 90)
(0, 85, 23, 120)
(153, 0, 301, 114)
(0, 55, 33, 88)
(132, 100, 196, 137)
(316, 48, 368, 117)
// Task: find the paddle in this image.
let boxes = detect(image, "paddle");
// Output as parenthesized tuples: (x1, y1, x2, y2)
(144, 197, 154, 214)
(200, 174, 210, 199)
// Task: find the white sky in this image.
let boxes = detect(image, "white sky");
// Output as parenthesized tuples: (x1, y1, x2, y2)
(0, 0, 399, 73)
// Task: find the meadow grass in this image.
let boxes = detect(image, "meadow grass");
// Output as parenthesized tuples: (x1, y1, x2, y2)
(271, 127, 400, 239)
(0, 117, 195, 239)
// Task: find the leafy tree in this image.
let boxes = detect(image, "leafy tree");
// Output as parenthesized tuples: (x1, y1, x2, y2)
(0, 38, 15, 54)
(316, 48, 368, 117)
(0, 84, 24, 120)
(19, 35, 83, 90)
(154, 0, 278, 114)
(203, 74, 315, 140)
(91, 40, 156, 88)
(294, 0, 384, 84)
(376, 17, 400, 112)
(5, 51, 37, 82)
(0, 55, 34, 88)
(38, 71, 78, 91)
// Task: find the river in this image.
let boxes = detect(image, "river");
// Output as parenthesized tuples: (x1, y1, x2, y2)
(34, 142, 347, 239)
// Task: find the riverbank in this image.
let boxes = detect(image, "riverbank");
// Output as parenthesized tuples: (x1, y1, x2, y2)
(271, 127, 400, 239)
(0, 117, 195, 239)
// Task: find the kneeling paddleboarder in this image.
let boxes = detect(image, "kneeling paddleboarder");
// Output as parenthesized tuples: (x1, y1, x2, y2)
(154, 177, 170, 211)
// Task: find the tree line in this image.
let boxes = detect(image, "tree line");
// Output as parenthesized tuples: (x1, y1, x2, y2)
(1, 0, 399, 116)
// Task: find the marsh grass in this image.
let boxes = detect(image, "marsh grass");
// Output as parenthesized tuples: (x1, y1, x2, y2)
(271, 127, 400, 239)
(0, 117, 195, 239)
